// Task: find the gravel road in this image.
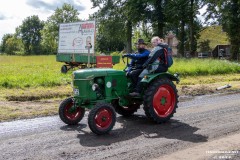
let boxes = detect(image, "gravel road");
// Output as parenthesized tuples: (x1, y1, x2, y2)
(0, 93, 240, 160)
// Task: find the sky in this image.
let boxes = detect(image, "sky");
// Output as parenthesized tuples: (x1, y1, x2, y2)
(0, 0, 207, 42)
(0, 0, 98, 41)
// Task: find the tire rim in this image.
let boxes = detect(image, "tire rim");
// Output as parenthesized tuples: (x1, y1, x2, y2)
(95, 108, 113, 130)
(64, 101, 82, 121)
(153, 84, 176, 117)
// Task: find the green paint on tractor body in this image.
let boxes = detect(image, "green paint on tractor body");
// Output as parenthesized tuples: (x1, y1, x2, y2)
(72, 68, 129, 108)
(72, 68, 179, 109)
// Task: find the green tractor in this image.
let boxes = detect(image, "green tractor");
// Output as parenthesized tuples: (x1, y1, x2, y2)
(59, 61, 180, 135)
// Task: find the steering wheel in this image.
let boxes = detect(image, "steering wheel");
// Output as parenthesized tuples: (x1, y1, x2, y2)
(122, 55, 130, 72)
(122, 55, 129, 64)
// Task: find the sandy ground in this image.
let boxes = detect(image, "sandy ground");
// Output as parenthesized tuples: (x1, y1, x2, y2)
(155, 133, 240, 160)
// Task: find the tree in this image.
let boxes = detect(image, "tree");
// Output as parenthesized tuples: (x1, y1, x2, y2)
(5, 37, 24, 55)
(132, 23, 153, 50)
(185, 19, 202, 55)
(149, 0, 166, 37)
(165, 0, 191, 56)
(204, 0, 240, 60)
(91, 0, 150, 53)
(96, 18, 126, 52)
(41, 3, 80, 54)
(165, 0, 203, 56)
(91, 0, 204, 55)
(198, 39, 211, 52)
(19, 15, 44, 54)
(0, 34, 13, 53)
(40, 23, 58, 54)
(189, 0, 203, 55)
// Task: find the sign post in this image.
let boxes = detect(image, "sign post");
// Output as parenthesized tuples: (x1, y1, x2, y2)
(56, 20, 120, 73)
(86, 43, 92, 68)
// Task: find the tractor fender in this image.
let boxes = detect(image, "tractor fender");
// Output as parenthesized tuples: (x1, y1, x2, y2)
(140, 72, 180, 84)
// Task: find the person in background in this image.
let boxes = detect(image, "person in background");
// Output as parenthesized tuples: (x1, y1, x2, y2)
(129, 36, 168, 96)
(122, 39, 150, 90)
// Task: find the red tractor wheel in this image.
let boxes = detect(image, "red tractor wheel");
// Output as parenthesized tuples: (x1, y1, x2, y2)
(144, 78, 178, 123)
(88, 103, 116, 135)
(59, 97, 85, 125)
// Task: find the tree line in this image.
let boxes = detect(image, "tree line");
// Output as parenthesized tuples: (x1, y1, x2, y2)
(0, 1, 240, 60)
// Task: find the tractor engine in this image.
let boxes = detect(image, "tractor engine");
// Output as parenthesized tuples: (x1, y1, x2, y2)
(72, 68, 129, 107)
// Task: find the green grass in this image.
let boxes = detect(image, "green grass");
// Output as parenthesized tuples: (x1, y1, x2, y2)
(0, 55, 71, 88)
(1, 55, 240, 121)
(0, 55, 240, 89)
(114, 57, 240, 76)
(169, 58, 240, 76)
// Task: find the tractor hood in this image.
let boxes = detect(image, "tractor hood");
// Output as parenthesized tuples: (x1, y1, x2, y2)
(73, 68, 125, 79)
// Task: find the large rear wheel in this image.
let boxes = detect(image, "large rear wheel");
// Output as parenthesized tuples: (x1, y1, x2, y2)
(88, 103, 116, 135)
(144, 78, 178, 123)
(59, 97, 85, 125)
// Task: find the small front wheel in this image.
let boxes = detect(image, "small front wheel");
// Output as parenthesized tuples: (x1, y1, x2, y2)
(88, 103, 116, 135)
(59, 97, 85, 125)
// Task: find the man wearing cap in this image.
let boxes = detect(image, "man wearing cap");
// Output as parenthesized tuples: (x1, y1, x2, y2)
(122, 39, 150, 90)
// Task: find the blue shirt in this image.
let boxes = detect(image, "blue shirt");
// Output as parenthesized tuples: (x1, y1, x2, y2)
(126, 49, 150, 72)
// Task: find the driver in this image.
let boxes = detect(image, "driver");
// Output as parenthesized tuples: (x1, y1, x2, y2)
(122, 39, 150, 89)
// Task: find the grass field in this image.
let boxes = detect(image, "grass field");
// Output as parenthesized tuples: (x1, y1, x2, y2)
(115, 57, 240, 76)
(169, 58, 240, 76)
(1, 55, 240, 121)
(1, 55, 240, 89)
(0, 55, 71, 88)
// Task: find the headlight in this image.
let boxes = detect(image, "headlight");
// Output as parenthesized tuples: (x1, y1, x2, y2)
(74, 88, 79, 95)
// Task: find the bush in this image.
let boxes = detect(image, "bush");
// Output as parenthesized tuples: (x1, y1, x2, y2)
(110, 51, 121, 56)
